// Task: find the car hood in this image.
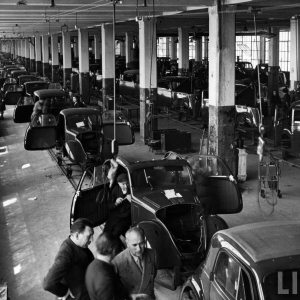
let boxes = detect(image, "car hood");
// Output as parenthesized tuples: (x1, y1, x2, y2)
(134, 188, 197, 211)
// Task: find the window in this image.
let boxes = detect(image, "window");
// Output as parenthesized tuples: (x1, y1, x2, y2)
(157, 37, 167, 57)
(236, 35, 260, 67)
(214, 251, 254, 299)
(279, 31, 290, 72)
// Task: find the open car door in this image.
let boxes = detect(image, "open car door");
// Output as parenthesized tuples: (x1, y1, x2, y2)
(186, 154, 243, 214)
(70, 164, 110, 228)
(102, 123, 135, 145)
(138, 220, 181, 290)
(13, 97, 34, 123)
(24, 114, 57, 150)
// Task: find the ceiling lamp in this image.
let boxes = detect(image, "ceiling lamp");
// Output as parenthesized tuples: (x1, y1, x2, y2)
(261, 27, 277, 39)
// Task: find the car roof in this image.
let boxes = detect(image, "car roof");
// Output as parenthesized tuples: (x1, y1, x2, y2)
(34, 89, 65, 97)
(61, 108, 101, 117)
(24, 81, 47, 86)
(123, 69, 139, 75)
(218, 221, 300, 264)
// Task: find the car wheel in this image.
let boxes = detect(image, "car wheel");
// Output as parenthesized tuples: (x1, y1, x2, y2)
(181, 289, 199, 300)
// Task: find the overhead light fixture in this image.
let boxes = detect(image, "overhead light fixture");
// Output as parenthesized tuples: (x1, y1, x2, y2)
(61, 24, 69, 33)
(261, 27, 277, 39)
(16, 0, 27, 5)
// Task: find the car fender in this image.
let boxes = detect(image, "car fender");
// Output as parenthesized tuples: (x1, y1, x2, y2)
(180, 276, 203, 300)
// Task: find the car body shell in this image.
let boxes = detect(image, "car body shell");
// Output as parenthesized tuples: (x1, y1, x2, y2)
(20, 108, 135, 169)
(17, 75, 38, 85)
(119, 70, 201, 111)
(180, 221, 300, 300)
(13, 88, 67, 123)
(70, 153, 243, 289)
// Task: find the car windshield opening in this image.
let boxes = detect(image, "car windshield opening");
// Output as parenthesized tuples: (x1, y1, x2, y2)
(132, 165, 192, 190)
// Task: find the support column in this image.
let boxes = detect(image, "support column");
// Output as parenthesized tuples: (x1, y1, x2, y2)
(21, 40, 25, 65)
(94, 33, 101, 65)
(165, 37, 170, 57)
(42, 35, 51, 78)
(24, 39, 30, 70)
(73, 37, 79, 65)
(62, 31, 72, 87)
(178, 27, 189, 75)
(30, 39, 35, 72)
(204, 37, 209, 64)
(51, 34, 60, 82)
(125, 32, 133, 69)
(102, 24, 114, 109)
(139, 17, 157, 140)
(268, 27, 280, 98)
(195, 37, 203, 62)
(35, 36, 42, 75)
(290, 16, 300, 90)
(208, 2, 236, 174)
(259, 36, 266, 64)
(169, 37, 177, 60)
(78, 28, 90, 104)
(120, 40, 126, 57)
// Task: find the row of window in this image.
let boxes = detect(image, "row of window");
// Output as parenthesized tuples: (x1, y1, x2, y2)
(156, 31, 291, 72)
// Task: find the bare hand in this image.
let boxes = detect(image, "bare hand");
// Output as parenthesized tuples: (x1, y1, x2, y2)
(125, 194, 132, 202)
(115, 197, 123, 205)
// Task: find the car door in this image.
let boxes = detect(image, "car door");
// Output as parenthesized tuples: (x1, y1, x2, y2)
(70, 164, 110, 228)
(24, 114, 57, 150)
(186, 155, 243, 214)
(102, 123, 135, 145)
(13, 97, 34, 123)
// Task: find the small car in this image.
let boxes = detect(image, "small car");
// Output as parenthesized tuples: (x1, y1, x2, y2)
(70, 153, 242, 289)
(22, 108, 135, 170)
(17, 75, 38, 86)
(2, 83, 23, 105)
(13, 89, 67, 123)
(179, 221, 300, 300)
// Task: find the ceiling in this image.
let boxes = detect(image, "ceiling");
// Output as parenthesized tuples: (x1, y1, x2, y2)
(0, 0, 299, 40)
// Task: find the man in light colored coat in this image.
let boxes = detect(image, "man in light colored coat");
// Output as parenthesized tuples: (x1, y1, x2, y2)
(113, 227, 157, 299)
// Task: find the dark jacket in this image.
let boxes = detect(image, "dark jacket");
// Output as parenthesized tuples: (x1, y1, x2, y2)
(0, 101, 6, 111)
(113, 248, 157, 298)
(85, 259, 128, 300)
(103, 185, 131, 237)
(43, 237, 94, 300)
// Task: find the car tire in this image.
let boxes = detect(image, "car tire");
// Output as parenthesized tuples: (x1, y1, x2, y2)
(206, 215, 229, 245)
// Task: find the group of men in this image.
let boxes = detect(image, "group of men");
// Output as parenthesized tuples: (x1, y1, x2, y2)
(43, 172, 157, 300)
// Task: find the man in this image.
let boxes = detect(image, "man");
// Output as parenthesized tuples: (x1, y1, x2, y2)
(103, 173, 132, 237)
(113, 227, 157, 299)
(85, 232, 127, 300)
(43, 218, 94, 300)
(73, 95, 86, 108)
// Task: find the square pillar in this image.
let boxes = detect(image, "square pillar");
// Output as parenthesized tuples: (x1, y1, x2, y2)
(208, 2, 236, 174)
(24, 39, 30, 70)
(30, 39, 35, 72)
(78, 28, 90, 104)
(51, 33, 60, 82)
(169, 37, 177, 60)
(178, 27, 189, 75)
(94, 33, 101, 65)
(138, 17, 157, 140)
(290, 16, 300, 89)
(42, 35, 51, 78)
(125, 32, 134, 69)
(195, 38, 203, 62)
(35, 36, 43, 75)
(102, 24, 114, 109)
(62, 31, 72, 87)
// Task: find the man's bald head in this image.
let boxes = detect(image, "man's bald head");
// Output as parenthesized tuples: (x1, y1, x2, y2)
(125, 227, 145, 257)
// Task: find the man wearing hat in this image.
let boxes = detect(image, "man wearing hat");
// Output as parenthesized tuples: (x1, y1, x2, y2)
(103, 173, 132, 237)
(281, 88, 290, 118)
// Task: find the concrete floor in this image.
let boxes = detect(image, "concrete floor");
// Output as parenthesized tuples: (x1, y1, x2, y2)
(0, 105, 300, 300)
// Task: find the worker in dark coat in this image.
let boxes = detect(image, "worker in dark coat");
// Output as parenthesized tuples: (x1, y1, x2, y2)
(113, 227, 157, 300)
(85, 232, 128, 300)
(103, 173, 132, 238)
(43, 218, 94, 300)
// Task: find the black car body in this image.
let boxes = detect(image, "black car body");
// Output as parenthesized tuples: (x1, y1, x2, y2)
(180, 221, 300, 300)
(21, 108, 135, 170)
(70, 153, 242, 289)
(13, 88, 67, 123)
(17, 75, 38, 86)
(119, 70, 201, 111)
